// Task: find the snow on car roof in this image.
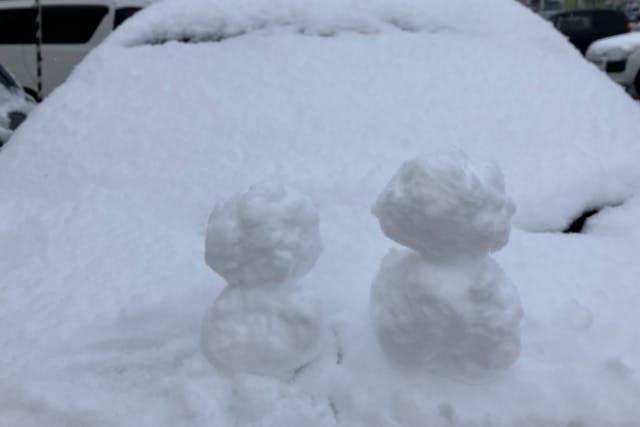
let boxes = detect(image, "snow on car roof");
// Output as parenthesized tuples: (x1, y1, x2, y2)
(588, 31, 640, 55)
(1, 0, 640, 425)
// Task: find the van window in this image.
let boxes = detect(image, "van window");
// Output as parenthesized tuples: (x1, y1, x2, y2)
(553, 13, 594, 33)
(114, 7, 140, 29)
(0, 9, 37, 43)
(0, 5, 108, 44)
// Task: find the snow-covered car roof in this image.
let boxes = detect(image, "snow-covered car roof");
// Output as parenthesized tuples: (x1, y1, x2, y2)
(2, 0, 640, 426)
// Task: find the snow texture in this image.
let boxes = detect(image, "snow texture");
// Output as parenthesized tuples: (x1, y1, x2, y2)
(370, 153, 522, 376)
(202, 182, 324, 377)
(205, 181, 323, 287)
(229, 375, 337, 427)
(370, 250, 523, 375)
(2, 0, 640, 425)
(201, 285, 323, 377)
(372, 152, 515, 260)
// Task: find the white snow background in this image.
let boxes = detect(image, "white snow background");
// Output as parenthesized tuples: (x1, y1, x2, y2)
(2, 0, 640, 425)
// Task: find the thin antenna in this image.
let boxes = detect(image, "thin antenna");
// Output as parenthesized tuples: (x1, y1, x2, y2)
(34, 0, 43, 100)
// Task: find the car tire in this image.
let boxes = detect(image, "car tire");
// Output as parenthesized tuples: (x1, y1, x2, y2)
(634, 72, 640, 99)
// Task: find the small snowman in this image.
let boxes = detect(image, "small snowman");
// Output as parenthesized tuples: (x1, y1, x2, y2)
(201, 181, 324, 378)
(369, 152, 523, 377)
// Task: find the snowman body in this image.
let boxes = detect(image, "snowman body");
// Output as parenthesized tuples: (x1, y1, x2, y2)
(370, 153, 523, 375)
(201, 182, 324, 377)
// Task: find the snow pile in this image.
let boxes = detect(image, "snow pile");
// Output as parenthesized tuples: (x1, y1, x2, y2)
(201, 182, 324, 377)
(370, 153, 522, 376)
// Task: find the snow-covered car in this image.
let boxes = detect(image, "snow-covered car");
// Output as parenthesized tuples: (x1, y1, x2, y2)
(0, 63, 35, 147)
(587, 32, 640, 94)
(2, 0, 640, 426)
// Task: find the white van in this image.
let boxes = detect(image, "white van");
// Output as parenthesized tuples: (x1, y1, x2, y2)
(0, 0, 147, 98)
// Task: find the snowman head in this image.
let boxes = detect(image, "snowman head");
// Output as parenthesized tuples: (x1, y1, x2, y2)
(205, 181, 323, 287)
(372, 152, 515, 261)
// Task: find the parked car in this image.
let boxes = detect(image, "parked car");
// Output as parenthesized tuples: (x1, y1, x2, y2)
(586, 32, 640, 95)
(548, 9, 630, 54)
(0, 64, 35, 147)
(0, 0, 148, 99)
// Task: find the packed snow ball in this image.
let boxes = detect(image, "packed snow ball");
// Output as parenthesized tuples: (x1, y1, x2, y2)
(201, 286, 324, 377)
(205, 181, 323, 287)
(372, 152, 515, 260)
(370, 250, 523, 374)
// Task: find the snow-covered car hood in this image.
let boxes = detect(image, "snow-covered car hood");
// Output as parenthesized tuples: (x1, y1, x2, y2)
(2, 0, 640, 426)
(587, 31, 640, 57)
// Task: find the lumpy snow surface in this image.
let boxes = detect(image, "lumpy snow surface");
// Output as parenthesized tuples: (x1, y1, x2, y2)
(372, 152, 515, 260)
(201, 285, 323, 377)
(205, 181, 322, 287)
(2, 0, 640, 425)
(370, 250, 522, 374)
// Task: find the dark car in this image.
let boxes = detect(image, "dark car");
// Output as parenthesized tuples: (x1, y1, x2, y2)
(549, 9, 630, 55)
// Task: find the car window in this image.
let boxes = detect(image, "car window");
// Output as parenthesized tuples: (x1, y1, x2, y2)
(553, 13, 594, 32)
(0, 6, 108, 44)
(114, 7, 140, 29)
(595, 11, 626, 30)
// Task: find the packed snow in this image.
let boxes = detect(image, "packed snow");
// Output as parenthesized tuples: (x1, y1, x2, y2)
(372, 152, 515, 260)
(202, 182, 324, 377)
(2, 0, 640, 425)
(205, 181, 322, 287)
(370, 154, 522, 378)
(201, 285, 323, 377)
(371, 251, 522, 376)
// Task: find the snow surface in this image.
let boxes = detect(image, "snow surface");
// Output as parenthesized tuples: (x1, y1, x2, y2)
(2, 0, 640, 425)
(205, 181, 322, 287)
